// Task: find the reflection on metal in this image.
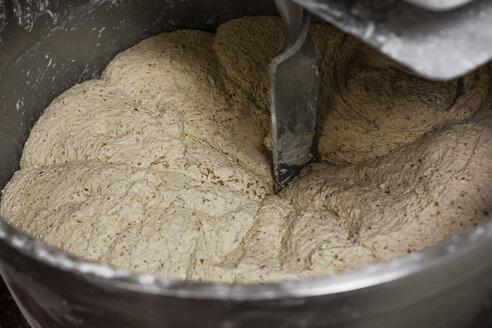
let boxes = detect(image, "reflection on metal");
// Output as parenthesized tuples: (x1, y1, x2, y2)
(291, 0, 492, 80)
(270, 0, 318, 187)
(0, 0, 491, 327)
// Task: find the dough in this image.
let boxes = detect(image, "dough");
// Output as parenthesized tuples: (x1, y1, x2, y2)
(1, 17, 491, 283)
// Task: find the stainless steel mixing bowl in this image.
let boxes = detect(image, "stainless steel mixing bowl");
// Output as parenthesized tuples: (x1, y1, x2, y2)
(0, 1, 491, 327)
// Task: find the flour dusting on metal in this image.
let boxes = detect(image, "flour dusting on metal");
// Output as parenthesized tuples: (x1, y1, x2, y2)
(12, 0, 58, 32)
(0, 1, 6, 41)
(291, 0, 492, 80)
(270, 0, 318, 187)
(0, 2, 491, 326)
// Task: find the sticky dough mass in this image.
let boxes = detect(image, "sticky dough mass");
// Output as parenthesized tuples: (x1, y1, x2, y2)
(2, 17, 492, 283)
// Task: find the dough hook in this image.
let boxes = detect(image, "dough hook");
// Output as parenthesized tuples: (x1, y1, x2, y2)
(270, 0, 492, 187)
(270, 0, 318, 187)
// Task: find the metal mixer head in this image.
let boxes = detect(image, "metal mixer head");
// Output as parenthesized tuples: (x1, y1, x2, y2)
(290, 0, 492, 80)
(270, 0, 492, 187)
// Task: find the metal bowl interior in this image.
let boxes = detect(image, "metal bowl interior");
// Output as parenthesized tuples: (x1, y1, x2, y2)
(0, 0, 492, 327)
(1, 214, 492, 301)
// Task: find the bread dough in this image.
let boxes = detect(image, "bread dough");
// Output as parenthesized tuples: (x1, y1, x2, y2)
(1, 17, 491, 283)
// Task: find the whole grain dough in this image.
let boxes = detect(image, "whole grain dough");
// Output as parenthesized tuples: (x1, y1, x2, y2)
(2, 17, 491, 283)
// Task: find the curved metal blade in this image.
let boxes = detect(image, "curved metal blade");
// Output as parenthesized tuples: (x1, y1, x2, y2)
(270, 0, 318, 187)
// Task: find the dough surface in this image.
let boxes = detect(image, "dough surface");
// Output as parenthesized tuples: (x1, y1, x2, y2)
(2, 17, 491, 283)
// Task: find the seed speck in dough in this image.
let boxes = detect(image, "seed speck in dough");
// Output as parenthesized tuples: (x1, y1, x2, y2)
(1, 17, 491, 283)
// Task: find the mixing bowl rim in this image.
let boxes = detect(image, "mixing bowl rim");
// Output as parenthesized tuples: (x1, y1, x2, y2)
(0, 214, 491, 300)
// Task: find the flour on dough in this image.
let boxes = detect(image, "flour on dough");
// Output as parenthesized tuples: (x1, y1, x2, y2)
(2, 17, 491, 283)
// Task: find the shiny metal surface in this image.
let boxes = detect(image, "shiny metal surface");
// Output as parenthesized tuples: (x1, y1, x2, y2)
(270, 0, 318, 187)
(403, 0, 475, 11)
(291, 0, 492, 80)
(0, 1, 491, 327)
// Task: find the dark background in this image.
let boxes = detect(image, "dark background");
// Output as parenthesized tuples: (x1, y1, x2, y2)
(0, 277, 29, 328)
